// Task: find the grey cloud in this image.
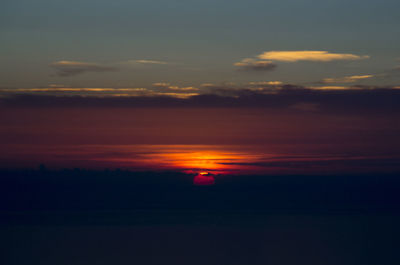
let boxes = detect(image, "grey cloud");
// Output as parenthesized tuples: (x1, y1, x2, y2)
(2, 85, 400, 115)
(234, 59, 277, 71)
(51, 61, 118, 77)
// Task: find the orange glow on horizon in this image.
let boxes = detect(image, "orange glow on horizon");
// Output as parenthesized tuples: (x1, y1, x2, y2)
(141, 148, 264, 174)
(1, 143, 395, 175)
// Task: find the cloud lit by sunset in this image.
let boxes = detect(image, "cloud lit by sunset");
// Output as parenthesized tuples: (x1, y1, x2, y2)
(257, 50, 370, 62)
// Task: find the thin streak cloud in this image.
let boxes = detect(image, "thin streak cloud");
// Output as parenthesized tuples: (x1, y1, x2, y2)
(152, 83, 199, 91)
(321, 75, 374, 84)
(234, 58, 277, 71)
(3, 85, 400, 115)
(258, 51, 370, 62)
(133, 60, 169, 65)
(249, 81, 283, 86)
(51, 61, 117, 77)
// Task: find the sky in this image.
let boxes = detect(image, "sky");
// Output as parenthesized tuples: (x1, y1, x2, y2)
(1, 0, 400, 174)
(1, 0, 400, 88)
(2, 3, 400, 263)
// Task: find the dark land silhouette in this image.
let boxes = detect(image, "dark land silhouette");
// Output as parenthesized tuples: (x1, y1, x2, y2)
(1, 168, 400, 265)
(1, 168, 400, 224)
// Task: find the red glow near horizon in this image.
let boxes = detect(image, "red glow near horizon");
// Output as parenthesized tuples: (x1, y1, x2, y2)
(1, 144, 396, 176)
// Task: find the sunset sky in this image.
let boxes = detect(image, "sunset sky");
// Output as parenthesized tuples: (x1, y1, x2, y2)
(2, 2, 400, 264)
(1, 0, 400, 175)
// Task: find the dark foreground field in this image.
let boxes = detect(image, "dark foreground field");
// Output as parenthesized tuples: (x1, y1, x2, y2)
(1, 169, 400, 265)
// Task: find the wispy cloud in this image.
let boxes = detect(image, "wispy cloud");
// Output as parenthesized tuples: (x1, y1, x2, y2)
(152, 82, 171, 88)
(50, 61, 117, 77)
(0, 88, 147, 92)
(309, 86, 352, 90)
(0, 85, 199, 99)
(321, 75, 374, 84)
(234, 58, 277, 71)
(5, 82, 396, 101)
(131, 60, 168, 65)
(249, 81, 283, 86)
(3, 85, 400, 115)
(152, 83, 199, 91)
(258, 51, 370, 62)
(168, 86, 198, 91)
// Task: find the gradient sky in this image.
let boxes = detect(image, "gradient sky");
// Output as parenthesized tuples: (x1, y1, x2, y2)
(1, 0, 400, 174)
(1, 0, 400, 89)
(3, 4, 400, 265)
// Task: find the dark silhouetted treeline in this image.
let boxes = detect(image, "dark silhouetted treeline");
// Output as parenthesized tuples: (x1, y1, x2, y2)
(1, 168, 400, 225)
